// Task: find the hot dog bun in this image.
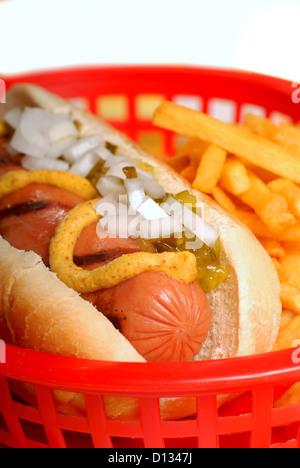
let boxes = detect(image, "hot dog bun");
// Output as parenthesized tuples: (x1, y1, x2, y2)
(0, 84, 282, 420)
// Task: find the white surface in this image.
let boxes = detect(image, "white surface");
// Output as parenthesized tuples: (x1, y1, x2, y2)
(0, 0, 299, 81)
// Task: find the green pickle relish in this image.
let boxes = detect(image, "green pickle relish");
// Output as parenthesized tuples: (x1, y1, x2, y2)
(150, 191, 229, 293)
(153, 235, 228, 293)
(88, 147, 228, 294)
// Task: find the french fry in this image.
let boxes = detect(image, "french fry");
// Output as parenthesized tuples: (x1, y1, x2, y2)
(273, 222, 300, 242)
(280, 253, 300, 290)
(238, 172, 295, 233)
(167, 154, 191, 172)
(180, 165, 196, 183)
(167, 102, 300, 343)
(280, 310, 296, 331)
(236, 157, 275, 184)
(271, 257, 288, 283)
(153, 102, 300, 183)
(273, 314, 300, 351)
(235, 210, 300, 242)
(281, 241, 300, 254)
(175, 137, 209, 169)
(210, 186, 236, 214)
(245, 115, 300, 157)
(280, 283, 300, 315)
(268, 178, 300, 219)
(236, 210, 277, 238)
(274, 382, 300, 408)
(219, 157, 251, 195)
(244, 113, 278, 140)
(275, 124, 300, 147)
(192, 144, 227, 193)
(258, 239, 285, 258)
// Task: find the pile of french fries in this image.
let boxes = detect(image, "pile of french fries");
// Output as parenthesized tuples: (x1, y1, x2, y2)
(153, 102, 300, 406)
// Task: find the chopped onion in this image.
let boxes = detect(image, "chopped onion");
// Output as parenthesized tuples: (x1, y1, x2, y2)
(45, 136, 77, 159)
(21, 155, 69, 172)
(4, 108, 22, 129)
(10, 107, 52, 158)
(139, 216, 183, 240)
(103, 154, 129, 168)
(63, 134, 104, 163)
(96, 175, 126, 198)
(161, 197, 218, 247)
(10, 128, 48, 158)
(137, 172, 166, 199)
(46, 116, 78, 142)
(137, 196, 169, 220)
(94, 145, 114, 161)
(105, 161, 132, 179)
(69, 150, 101, 177)
(6, 106, 217, 249)
(124, 178, 145, 211)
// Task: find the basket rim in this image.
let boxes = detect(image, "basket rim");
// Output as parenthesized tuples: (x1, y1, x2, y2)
(1, 63, 294, 99)
(0, 344, 299, 396)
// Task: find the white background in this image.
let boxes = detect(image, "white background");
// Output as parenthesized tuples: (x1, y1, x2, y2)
(0, 0, 299, 80)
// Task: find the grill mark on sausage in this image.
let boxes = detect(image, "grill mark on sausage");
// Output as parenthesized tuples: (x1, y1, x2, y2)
(0, 200, 73, 219)
(73, 247, 141, 267)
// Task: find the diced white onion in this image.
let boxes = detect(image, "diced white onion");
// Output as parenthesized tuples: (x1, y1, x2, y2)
(103, 154, 129, 168)
(139, 174, 166, 199)
(96, 176, 126, 198)
(10, 107, 52, 158)
(10, 128, 48, 159)
(139, 216, 183, 239)
(69, 150, 101, 177)
(46, 116, 78, 142)
(6, 106, 218, 248)
(105, 161, 134, 180)
(161, 197, 218, 247)
(21, 155, 69, 172)
(94, 145, 114, 161)
(137, 196, 169, 221)
(63, 134, 104, 163)
(45, 136, 77, 159)
(124, 178, 145, 211)
(4, 108, 22, 129)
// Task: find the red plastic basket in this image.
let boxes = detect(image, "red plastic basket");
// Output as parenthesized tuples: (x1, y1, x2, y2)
(0, 65, 300, 449)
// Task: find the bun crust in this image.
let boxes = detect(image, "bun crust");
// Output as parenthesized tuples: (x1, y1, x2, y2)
(0, 84, 282, 420)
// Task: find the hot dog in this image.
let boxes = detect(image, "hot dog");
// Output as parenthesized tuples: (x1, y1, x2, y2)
(0, 176, 211, 362)
(0, 183, 86, 264)
(0, 84, 282, 420)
